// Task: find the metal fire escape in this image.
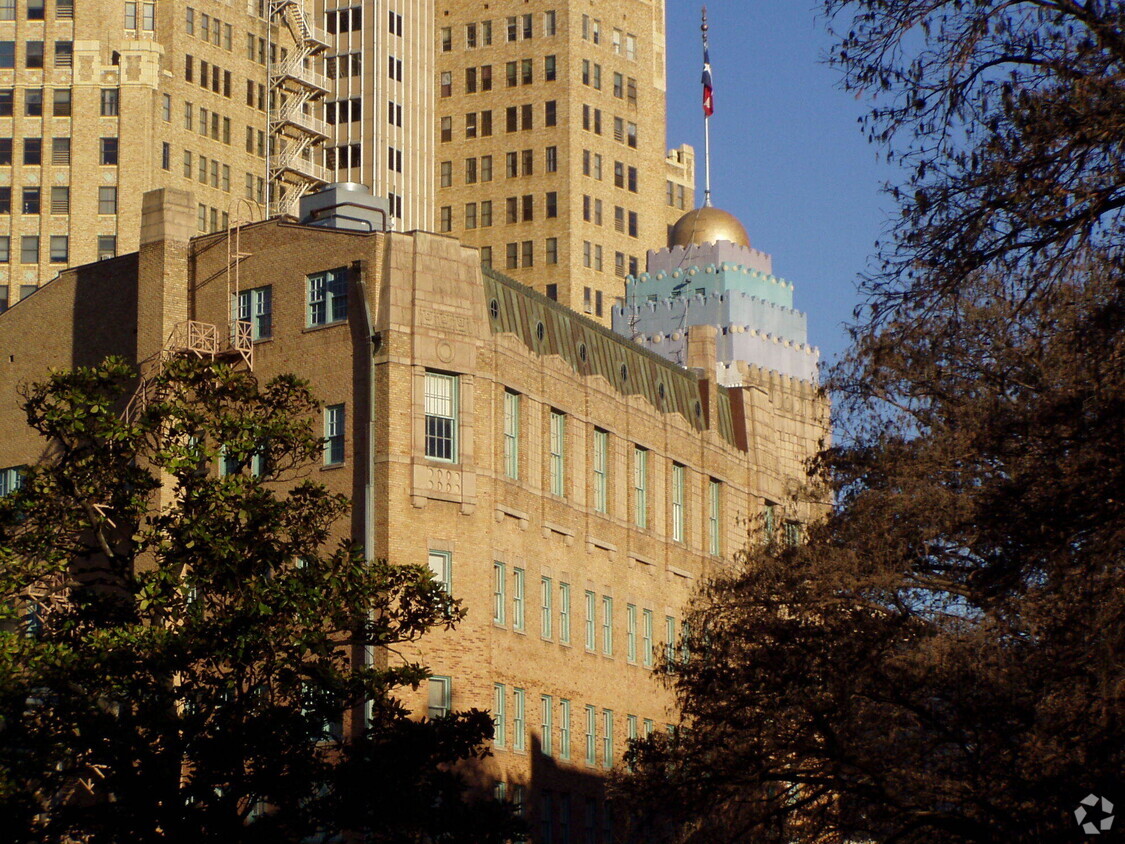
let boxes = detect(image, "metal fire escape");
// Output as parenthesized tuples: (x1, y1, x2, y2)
(267, 0, 330, 218)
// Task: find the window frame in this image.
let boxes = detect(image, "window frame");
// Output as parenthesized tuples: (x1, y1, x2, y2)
(423, 371, 459, 463)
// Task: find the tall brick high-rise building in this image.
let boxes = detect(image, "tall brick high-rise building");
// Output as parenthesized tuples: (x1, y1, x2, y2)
(434, 0, 694, 325)
(0, 0, 341, 307)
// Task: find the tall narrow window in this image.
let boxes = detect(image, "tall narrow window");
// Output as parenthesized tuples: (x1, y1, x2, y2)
(324, 404, 345, 465)
(540, 576, 553, 638)
(633, 447, 648, 528)
(503, 390, 520, 479)
(601, 596, 613, 656)
(549, 410, 565, 496)
(626, 604, 637, 662)
(559, 582, 571, 644)
(540, 694, 553, 756)
(307, 267, 347, 325)
(584, 705, 597, 765)
(235, 285, 272, 340)
(709, 479, 721, 555)
(671, 463, 685, 542)
(427, 676, 451, 718)
(493, 562, 506, 624)
(559, 699, 571, 759)
(643, 609, 654, 667)
(602, 710, 614, 768)
(593, 429, 608, 514)
(424, 372, 458, 462)
(584, 590, 596, 650)
(513, 688, 526, 751)
(493, 683, 506, 747)
(665, 616, 676, 663)
(512, 567, 525, 631)
(428, 550, 452, 593)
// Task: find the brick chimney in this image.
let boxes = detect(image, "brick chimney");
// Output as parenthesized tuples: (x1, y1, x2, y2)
(136, 189, 194, 362)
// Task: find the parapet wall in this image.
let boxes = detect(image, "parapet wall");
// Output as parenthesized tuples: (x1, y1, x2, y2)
(647, 241, 773, 275)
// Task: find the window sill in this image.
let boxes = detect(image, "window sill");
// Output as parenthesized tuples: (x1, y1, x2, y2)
(302, 319, 347, 334)
(320, 463, 346, 471)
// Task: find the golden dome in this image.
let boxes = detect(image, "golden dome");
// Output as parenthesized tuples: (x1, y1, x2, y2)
(669, 205, 750, 248)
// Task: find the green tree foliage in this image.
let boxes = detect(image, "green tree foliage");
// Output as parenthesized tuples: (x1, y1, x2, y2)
(0, 357, 520, 843)
(619, 3, 1125, 842)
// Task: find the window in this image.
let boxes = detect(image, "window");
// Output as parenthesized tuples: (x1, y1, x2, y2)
(602, 596, 613, 656)
(100, 137, 119, 166)
(26, 40, 44, 69)
(709, 479, 721, 554)
(440, 160, 452, 187)
(666, 616, 676, 663)
(24, 89, 42, 116)
(52, 88, 70, 116)
(481, 199, 492, 225)
(0, 466, 23, 496)
(51, 137, 69, 165)
(546, 192, 557, 218)
(584, 590, 596, 650)
(593, 429, 608, 514)
(584, 705, 596, 765)
(324, 404, 345, 465)
(627, 604, 637, 662)
(541, 576, 552, 638)
(439, 206, 451, 232)
(307, 267, 347, 326)
(161, 142, 170, 171)
(503, 389, 519, 479)
(559, 698, 571, 759)
(633, 447, 648, 528)
(546, 237, 558, 265)
(544, 10, 556, 35)
(20, 235, 38, 263)
(424, 372, 458, 462)
(0, 139, 8, 165)
(522, 240, 533, 267)
(512, 567, 525, 632)
(99, 88, 119, 117)
(465, 202, 477, 228)
(559, 582, 571, 644)
(427, 677, 451, 719)
(549, 410, 565, 496)
(22, 138, 40, 166)
(0, 41, 13, 68)
(493, 684, 506, 746)
(493, 562, 506, 624)
(602, 710, 613, 767)
(540, 695, 553, 756)
(643, 609, 654, 667)
(513, 688, 526, 751)
(0, 187, 8, 215)
(440, 71, 451, 97)
(0, 0, 11, 20)
(545, 54, 556, 81)
(22, 187, 40, 213)
(235, 285, 272, 341)
(546, 145, 557, 172)
(672, 464, 685, 541)
(97, 236, 116, 260)
(440, 116, 451, 142)
(440, 26, 451, 51)
(48, 235, 67, 263)
(785, 520, 802, 547)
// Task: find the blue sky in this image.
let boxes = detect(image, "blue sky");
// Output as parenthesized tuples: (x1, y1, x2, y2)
(663, 2, 896, 367)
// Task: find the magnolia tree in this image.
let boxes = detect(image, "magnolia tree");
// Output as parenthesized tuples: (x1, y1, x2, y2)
(0, 357, 520, 844)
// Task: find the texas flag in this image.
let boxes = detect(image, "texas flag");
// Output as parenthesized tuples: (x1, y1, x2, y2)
(701, 47, 714, 116)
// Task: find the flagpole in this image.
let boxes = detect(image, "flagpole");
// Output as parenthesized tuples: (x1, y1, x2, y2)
(701, 6, 713, 207)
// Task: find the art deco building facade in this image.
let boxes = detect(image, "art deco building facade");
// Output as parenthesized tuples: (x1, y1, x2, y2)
(434, 0, 694, 326)
(0, 0, 332, 309)
(0, 187, 826, 839)
(318, 0, 434, 230)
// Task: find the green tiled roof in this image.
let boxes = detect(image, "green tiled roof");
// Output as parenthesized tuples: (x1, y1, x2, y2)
(482, 267, 739, 449)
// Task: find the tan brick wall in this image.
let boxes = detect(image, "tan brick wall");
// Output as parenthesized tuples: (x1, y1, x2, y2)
(434, 0, 687, 328)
